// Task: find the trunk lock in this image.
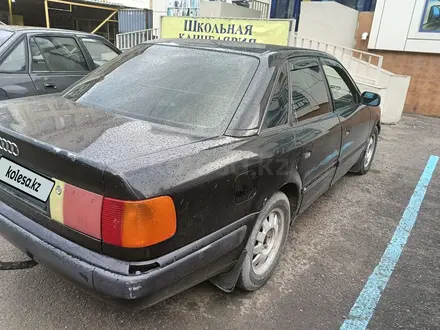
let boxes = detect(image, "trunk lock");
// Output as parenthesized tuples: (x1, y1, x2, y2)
(55, 185, 63, 195)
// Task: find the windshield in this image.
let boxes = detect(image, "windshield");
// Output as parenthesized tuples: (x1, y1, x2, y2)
(63, 43, 259, 135)
(0, 30, 13, 47)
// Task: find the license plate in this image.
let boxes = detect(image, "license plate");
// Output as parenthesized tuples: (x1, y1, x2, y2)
(0, 158, 54, 202)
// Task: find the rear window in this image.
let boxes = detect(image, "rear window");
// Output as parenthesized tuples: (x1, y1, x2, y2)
(63, 44, 258, 135)
(0, 30, 14, 47)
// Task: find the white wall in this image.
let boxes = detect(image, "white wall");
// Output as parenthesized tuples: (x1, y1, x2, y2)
(357, 71, 411, 124)
(298, 1, 359, 48)
(369, 0, 440, 53)
(86, 0, 150, 8)
(152, 0, 167, 31)
(200, 2, 261, 18)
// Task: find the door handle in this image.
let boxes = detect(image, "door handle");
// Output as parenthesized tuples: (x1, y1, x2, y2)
(44, 82, 57, 89)
(304, 142, 313, 159)
(345, 128, 351, 136)
(276, 148, 287, 156)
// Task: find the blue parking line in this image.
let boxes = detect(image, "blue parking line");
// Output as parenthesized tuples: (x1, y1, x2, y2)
(340, 155, 439, 330)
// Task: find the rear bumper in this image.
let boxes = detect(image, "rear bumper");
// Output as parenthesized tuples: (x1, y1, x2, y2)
(0, 202, 255, 308)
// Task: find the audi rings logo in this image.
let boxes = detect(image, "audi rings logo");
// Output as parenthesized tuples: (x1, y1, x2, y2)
(0, 138, 19, 157)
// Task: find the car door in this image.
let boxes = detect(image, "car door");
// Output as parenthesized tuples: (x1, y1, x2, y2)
(320, 58, 371, 183)
(28, 34, 90, 94)
(256, 61, 296, 191)
(233, 61, 297, 221)
(80, 37, 119, 69)
(0, 35, 37, 100)
(288, 57, 342, 212)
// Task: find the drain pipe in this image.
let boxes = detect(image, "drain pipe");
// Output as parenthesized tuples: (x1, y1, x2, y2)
(293, 0, 302, 32)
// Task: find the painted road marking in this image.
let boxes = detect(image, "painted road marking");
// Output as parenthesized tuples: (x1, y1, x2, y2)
(340, 155, 439, 330)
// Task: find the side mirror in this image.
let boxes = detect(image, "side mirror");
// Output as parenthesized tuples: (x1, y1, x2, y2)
(361, 91, 381, 107)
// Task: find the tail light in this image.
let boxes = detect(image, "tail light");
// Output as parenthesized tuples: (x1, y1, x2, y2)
(101, 196, 177, 248)
(49, 180, 103, 239)
(49, 180, 176, 248)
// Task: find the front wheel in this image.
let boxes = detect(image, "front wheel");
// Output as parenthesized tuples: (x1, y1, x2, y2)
(352, 126, 379, 175)
(237, 191, 290, 291)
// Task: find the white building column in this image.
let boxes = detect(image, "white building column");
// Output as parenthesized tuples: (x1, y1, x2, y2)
(152, 0, 167, 31)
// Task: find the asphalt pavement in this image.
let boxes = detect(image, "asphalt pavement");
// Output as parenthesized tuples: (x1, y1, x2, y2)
(1, 114, 439, 330)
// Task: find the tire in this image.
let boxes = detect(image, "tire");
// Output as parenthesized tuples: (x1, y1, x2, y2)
(351, 126, 379, 175)
(237, 191, 290, 291)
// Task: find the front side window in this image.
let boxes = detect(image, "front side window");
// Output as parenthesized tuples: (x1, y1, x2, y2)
(322, 63, 357, 110)
(289, 60, 330, 121)
(0, 39, 26, 73)
(262, 63, 289, 129)
(30, 36, 88, 72)
(63, 44, 258, 135)
(82, 38, 118, 67)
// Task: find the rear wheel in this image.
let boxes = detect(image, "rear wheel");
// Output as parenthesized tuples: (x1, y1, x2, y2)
(352, 126, 378, 175)
(237, 192, 290, 291)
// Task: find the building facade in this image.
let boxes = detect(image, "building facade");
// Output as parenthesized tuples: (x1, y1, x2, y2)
(270, 0, 377, 19)
(356, 0, 440, 117)
(1, 0, 151, 44)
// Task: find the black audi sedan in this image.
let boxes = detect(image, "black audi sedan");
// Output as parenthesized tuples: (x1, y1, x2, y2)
(0, 39, 381, 307)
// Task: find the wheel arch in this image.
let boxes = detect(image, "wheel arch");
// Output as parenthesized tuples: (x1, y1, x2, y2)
(278, 180, 302, 218)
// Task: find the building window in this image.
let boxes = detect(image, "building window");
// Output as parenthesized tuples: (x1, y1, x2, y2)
(270, 0, 376, 20)
(310, 0, 376, 12)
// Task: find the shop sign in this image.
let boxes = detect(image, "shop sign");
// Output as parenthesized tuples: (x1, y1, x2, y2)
(161, 16, 291, 46)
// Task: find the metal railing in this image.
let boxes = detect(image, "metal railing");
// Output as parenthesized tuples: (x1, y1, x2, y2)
(116, 28, 159, 51)
(251, 0, 270, 18)
(290, 34, 384, 86)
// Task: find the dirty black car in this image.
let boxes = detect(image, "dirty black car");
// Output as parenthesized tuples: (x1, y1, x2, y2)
(0, 39, 381, 308)
(0, 25, 120, 100)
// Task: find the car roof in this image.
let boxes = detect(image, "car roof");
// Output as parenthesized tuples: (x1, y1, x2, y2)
(151, 38, 334, 60)
(0, 25, 99, 37)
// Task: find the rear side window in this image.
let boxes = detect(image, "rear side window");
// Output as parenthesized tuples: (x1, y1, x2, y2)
(289, 59, 330, 122)
(63, 44, 258, 135)
(262, 63, 289, 129)
(30, 36, 88, 72)
(0, 39, 26, 73)
(82, 38, 118, 67)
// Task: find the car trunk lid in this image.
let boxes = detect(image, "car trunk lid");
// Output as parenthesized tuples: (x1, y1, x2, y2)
(0, 95, 210, 247)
